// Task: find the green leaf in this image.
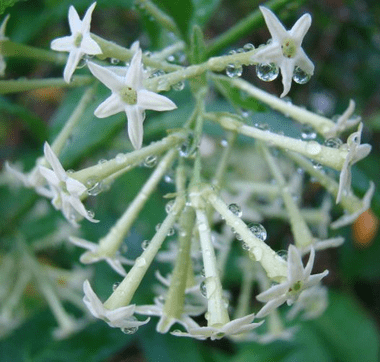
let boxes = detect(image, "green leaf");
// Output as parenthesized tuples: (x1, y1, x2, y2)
(0, 0, 24, 15)
(189, 25, 206, 64)
(312, 291, 380, 362)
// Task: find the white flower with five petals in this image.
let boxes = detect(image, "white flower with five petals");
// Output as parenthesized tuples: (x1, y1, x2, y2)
(39, 142, 99, 227)
(50, 2, 102, 83)
(83, 280, 149, 330)
(87, 46, 177, 149)
(256, 245, 328, 318)
(0, 14, 10, 76)
(252, 6, 314, 97)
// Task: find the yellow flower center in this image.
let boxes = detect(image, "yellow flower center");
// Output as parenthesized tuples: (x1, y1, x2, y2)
(120, 86, 137, 105)
(281, 38, 297, 58)
(74, 32, 83, 48)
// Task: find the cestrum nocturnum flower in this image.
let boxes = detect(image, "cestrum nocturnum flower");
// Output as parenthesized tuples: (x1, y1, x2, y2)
(336, 123, 371, 204)
(83, 280, 149, 331)
(50, 2, 102, 83)
(38, 142, 99, 227)
(0, 14, 10, 76)
(252, 6, 314, 97)
(87, 46, 177, 150)
(171, 313, 263, 340)
(256, 245, 328, 318)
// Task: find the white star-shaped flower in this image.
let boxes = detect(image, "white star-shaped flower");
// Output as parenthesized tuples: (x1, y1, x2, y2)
(256, 245, 328, 318)
(83, 280, 149, 331)
(51, 2, 102, 83)
(68, 236, 134, 276)
(0, 14, 10, 76)
(252, 6, 314, 97)
(38, 142, 99, 227)
(336, 123, 371, 204)
(87, 46, 177, 149)
(171, 313, 263, 340)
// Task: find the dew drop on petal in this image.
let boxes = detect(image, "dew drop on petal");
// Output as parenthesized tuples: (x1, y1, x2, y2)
(167, 227, 175, 236)
(121, 326, 138, 335)
(155, 223, 162, 231)
(220, 139, 229, 148)
(241, 242, 250, 250)
(243, 43, 255, 52)
(87, 210, 95, 218)
(172, 81, 185, 91)
(228, 203, 242, 217)
(248, 223, 267, 241)
(87, 182, 103, 196)
(115, 153, 126, 164)
(165, 200, 175, 214)
(293, 66, 311, 84)
(110, 58, 120, 65)
(200, 281, 207, 297)
(256, 63, 279, 82)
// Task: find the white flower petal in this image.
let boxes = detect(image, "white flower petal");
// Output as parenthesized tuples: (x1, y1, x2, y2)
(68, 5, 82, 33)
(289, 13, 312, 45)
(279, 60, 295, 98)
(83, 279, 105, 318)
(80, 34, 102, 55)
(80, 2, 97, 34)
(39, 166, 60, 187)
(88, 61, 124, 92)
(94, 93, 125, 118)
(138, 89, 177, 111)
(0, 14, 10, 40)
(50, 36, 74, 52)
(126, 105, 144, 149)
(295, 47, 315, 75)
(259, 6, 288, 42)
(66, 177, 87, 196)
(63, 49, 83, 83)
(43, 142, 67, 181)
(125, 49, 144, 89)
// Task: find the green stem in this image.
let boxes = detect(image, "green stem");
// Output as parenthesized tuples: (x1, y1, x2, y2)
(206, 112, 347, 171)
(260, 143, 314, 248)
(0, 76, 93, 94)
(97, 149, 178, 256)
(0, 40, 66, 64)
(104, 195, 185, 309)
(71, 131, 187, 184)
(202, 185, 287, 281)
(234, 259, 256, 319)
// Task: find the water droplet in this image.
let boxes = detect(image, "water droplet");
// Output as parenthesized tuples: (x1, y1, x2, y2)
(152, 69, 165, 77)
(277, 249, 288, 260)
(226, 63, 243, 78)
(243, 43, 255, 52)
(324, 137, 343, 148)
(141, 240, 150, 250)
(236, 233, 242, 241)
(166, 54, 175, 62)
(248, 223, 267, 241)
(172, 81, 185, 91)
(306, 141, 322, 155)
(256, 63, 279, 82)
(173, 329, 182, 334)
(164, 172, 174, 183)
(242, 242, 250, 250)
(200, 281, 207, 297)
(110, 58, 119, 65)
(255, 122, 270, 131)
(165, 200, 175, 213)
(76, 58, 87, 69)
(144, 155, 157, 168)
(135, 257, 147, 267)
(200, 268, 205, 277)
(120, 243, 128, 254)
(293, 66, 311, 84)
(87, 210, 95, 218)
(311, 160, 322, 169)
(122, 326, 138, 335)
(98, 159, 107, 165)
(167, 228, 175, 236)
(228, 203, 242, 217)
(66, 169, 74, 174)
(115, 153, 126, 164)
(87, 182, 103, 196)
(220, 139, 229, 148)
(155, 223, 162, 231)
(301, 125, 317, 140)
(112, 282, 120, 291)
(228, 50, 236, 55)
(178, 133, 196, 158)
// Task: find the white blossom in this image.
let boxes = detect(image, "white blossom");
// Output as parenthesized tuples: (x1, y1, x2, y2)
(171, 313, 263, 340)
(68, 236, 134, 276)
(87, 46, 177, 149)
(0, 14, 10, 76)
(252, 6, 314, 97)
(51, 2, 102, 83)
(256, 245, 328, 318)
(38, 142, 99, 227)
(83, 280, 149, 331)
(336, 123, 371, 204)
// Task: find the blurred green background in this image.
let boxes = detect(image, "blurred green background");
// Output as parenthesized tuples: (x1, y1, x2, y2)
(0, 0, 379, 361)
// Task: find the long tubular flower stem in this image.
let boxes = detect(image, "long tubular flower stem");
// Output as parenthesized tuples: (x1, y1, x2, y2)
(214, 75, 335, 135)
(234, 259, 256, 319)
(202, 185, 288, 281)
(98, 149, 178, 256)
(71, 131, 187, 184)
(206, 112, 347, 171)
(194, 208, 230, 327)
(104, 196, 185, 309)
(50, 84, 98, 156)
(0, 76, 93, 94)
(260, 143, 314, 248)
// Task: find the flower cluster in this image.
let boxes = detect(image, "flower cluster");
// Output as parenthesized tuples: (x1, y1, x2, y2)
(1, 1, 374, 343)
